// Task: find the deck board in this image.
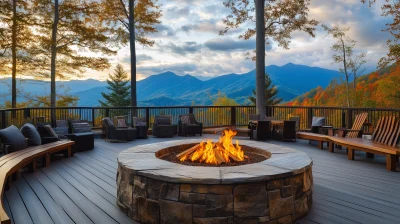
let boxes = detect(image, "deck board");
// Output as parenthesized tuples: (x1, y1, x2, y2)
(40, 167, 118, 224)
(23, 174, 74, 224)
(5, 182, 33, 224)
(14, 177, 54, 224)
(3, 135, 400, 224)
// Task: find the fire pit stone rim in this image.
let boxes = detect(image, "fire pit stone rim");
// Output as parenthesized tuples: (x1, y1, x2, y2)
(117, 139, 312, 184)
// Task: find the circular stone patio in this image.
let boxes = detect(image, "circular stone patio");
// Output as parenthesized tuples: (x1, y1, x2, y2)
(117, 139, 313, 224)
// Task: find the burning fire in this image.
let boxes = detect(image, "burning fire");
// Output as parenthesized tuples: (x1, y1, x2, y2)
(177, 129, 246, 165)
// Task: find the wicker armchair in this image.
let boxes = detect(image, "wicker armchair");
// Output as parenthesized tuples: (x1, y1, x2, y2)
(252, 121, 271, 141)
(102, 117, 136, 142)
(152, 115, 177, 138)
(178, 113, 202, 136)
(133, 117, 148, 139)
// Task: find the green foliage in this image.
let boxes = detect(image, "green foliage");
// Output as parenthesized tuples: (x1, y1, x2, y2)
(248, 73, 282, 106)
(99, 64, 131, 107)
(221, 0, 319, 60)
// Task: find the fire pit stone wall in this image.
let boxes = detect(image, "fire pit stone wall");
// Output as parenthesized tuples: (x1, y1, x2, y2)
(117, 140, 313, 224)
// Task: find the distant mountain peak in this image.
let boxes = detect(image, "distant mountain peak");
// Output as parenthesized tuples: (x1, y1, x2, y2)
(157, 71, 177, 77)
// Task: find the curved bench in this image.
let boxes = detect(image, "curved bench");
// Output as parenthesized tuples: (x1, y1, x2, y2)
(0, 140, 74, 224)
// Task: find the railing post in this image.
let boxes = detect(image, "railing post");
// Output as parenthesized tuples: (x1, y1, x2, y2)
(341, 109, 346, 128)
(189, 107, 193, 114)
(1, 111, 6, 129)
(105, 108, 110, 118)
(266, 106, 272, 117)
(231, 106, 236, 126)
(307, 107, 313, 128)
(92, 108, 95, 127)
(347, 108, 353, 129)
(23, 108, 31, 119)
(51, 108, 56, 128)
(146, 108, 150, 128)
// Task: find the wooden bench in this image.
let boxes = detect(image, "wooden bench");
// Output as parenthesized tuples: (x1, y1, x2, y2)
(330, 117, 400, 171)
(296, 132, 331, 149)
(329, 137, 400, 171)
(0, 140, 74, 224)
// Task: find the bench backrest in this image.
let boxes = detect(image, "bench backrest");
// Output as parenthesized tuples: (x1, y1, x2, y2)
(372, 117, 400, 147)
(347, 112, 368, 138)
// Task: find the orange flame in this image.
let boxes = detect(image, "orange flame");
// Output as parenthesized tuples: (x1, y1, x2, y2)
(180, 129, 245, 164)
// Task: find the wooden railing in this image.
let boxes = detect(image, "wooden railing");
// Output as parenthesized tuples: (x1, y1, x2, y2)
(1, 106, 400, 131)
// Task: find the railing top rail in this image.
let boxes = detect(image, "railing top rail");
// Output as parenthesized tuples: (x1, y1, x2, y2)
(1, 105, 400, 111)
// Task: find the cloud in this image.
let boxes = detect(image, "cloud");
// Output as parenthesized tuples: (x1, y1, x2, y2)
(152, 24, 176, 37)
(205, 38, 256, 51)
(138, 62, 198, 76)
(84, 0, 390, 81)
(136, 54, 153, 63)
(158, 41, 203, 55)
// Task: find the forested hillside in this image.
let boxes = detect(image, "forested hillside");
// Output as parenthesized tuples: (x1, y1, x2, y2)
(287, 63, 400, 108)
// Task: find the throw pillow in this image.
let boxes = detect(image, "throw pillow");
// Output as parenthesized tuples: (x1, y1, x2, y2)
(181, 115, 190, 124)
(117, 119, 127, 127)
(20, 123, 41, 146)
(44, 125, 59, 139)
(0, 125, 28, 151)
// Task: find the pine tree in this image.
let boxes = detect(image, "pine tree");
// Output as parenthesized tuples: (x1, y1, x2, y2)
(249, 73, 282, 106)
(99, 65, 131, 107)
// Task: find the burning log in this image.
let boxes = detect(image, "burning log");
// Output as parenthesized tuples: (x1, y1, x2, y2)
(215, 143, 241, 162)
(177, 144, 200, 160)
(212, 147, 226, 164)
(176, 129, 245, 165)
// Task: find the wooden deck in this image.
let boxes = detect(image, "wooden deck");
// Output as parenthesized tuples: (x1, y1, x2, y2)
(3, 135, 400, 224)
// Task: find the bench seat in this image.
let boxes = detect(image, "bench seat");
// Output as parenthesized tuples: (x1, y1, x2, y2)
(0, 140, 74, 224)
(329, 137, 400, 171)
(296, 132, 330, 149)
(296, 131, 399, 171)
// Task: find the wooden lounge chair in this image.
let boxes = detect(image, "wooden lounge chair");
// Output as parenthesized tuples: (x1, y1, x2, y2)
(329, 116, 400, 171)
(334, 112, 368, 138)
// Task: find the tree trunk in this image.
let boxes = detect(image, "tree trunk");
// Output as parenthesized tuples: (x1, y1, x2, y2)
(255, 0, 266, 119)
(50, 0, 59, 126)
(11, 0, 17, 110)
(128, 0, 137, 107)
(341, 39, 350, 107)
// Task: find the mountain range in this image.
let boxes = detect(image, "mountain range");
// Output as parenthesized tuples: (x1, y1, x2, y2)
(0, 63, 341, 106)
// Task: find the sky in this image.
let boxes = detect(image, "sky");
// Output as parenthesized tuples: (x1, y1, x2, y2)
(92, 0, 391, 81)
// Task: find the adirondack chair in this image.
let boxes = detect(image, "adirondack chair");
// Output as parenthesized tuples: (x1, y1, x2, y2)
(337, 112, 368, 138)
(371, 116, 400, 147)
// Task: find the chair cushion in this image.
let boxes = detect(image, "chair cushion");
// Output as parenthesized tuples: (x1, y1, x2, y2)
(0, 125, 28, 151)
(102, 117, 113, 126)
(20, 123, 41, 146)
(181, 115, 190, 124)
(70, 120, 92, 133)
(156, 118, 171, 125)
(117, 119, 127, 127)
(312, 117, 326, 126)
(133, 117, 147, 126)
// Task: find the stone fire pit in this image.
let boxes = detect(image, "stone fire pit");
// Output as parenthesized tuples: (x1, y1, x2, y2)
(117, 139, 313, 224)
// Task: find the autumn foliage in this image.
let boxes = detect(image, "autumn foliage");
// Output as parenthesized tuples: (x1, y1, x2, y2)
(287, 63, 400, 108)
